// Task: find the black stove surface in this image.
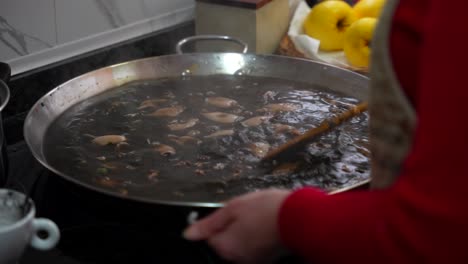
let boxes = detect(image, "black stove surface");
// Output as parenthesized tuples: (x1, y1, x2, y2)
(8, 141, 228, 264)
(22, 225, 218, 263)
(9, 141, 301, 263)
(23, 225, 220, 263)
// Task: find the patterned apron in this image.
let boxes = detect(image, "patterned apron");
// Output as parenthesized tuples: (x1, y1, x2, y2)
(367, 0, 417, 189)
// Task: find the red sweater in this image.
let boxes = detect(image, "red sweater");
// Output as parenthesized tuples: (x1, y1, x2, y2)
(279, 0, 468, 262)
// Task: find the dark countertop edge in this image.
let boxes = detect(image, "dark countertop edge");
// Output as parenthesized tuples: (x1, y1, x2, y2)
(196, 0, 273, 9)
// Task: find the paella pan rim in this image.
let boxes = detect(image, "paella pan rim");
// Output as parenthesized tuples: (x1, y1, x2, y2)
(23, 52, 369, 208)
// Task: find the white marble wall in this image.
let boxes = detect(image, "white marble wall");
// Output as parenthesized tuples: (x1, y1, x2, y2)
(0, 0, 195, 75)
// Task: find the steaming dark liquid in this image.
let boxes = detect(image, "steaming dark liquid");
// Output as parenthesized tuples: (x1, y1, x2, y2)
(44, 75, 370, 203)
(0, 209, 21, 227)
(0, 193, 24, 226)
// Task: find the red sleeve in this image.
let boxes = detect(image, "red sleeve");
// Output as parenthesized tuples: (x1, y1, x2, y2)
(278, 1, 468, 262)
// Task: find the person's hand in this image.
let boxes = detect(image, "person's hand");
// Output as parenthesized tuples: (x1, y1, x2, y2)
(183, 189, 291, 264)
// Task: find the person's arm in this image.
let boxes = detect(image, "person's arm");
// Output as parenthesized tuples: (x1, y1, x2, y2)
(279, 0, 468, 262)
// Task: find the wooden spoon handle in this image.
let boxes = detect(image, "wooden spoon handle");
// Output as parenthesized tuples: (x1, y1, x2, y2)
(261, 102, 368, 164)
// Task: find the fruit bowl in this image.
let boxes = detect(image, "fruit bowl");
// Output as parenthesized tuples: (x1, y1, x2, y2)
(278, 1, 369, 74)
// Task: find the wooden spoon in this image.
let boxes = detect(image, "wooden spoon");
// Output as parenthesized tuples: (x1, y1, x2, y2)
(261, 102, 368, 166)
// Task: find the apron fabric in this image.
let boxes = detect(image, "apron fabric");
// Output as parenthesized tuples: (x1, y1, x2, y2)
(367, 0, 417, 189)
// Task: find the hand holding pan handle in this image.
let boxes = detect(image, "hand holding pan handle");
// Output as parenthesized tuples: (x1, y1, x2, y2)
(176, 35, 249, 54)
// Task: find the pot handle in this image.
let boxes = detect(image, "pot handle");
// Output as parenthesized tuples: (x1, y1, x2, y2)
(0, 62, 11, 112)
(176, 35, 249, 54)
(0, 62, 11, 83)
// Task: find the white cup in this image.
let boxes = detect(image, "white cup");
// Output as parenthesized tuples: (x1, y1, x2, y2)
(0, 189, 60, 264)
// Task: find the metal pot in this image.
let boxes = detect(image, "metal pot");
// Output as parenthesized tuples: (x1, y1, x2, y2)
(0, 62, 11, 187)
(24, 36, 369, 207)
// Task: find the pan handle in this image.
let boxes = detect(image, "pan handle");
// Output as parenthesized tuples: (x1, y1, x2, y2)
(0, 63, 10, 112)
(0, 62, 11, 83)
(176, 35, 249, 54)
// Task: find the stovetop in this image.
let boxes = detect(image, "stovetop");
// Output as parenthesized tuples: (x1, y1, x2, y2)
(10, 140, 300, 263)
(22, 225, 221, 263)
(7, 142, 226, 264)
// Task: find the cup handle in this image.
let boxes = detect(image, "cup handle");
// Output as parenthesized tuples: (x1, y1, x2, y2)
(30, 218, 60, 251)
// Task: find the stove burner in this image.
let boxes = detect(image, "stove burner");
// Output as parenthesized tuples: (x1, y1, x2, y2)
(60, 224, 220, 263)
(23, 223, 224, 263)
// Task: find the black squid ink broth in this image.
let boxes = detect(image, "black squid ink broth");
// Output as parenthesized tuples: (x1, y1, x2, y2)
(44, 75, 370, 203)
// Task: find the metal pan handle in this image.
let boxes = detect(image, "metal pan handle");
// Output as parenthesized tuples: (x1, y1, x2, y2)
(0, 62, 11, 83)
(176, 35, 249, 54)
(0, 62, 11, 112)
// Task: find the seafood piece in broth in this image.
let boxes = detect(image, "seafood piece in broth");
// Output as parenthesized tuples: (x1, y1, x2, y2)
(154, 144, 176, 156)
(247, 142, 270, 158)
(148, 105, 185, 117)
(94, 177, 124, 188)
(202, 112, 240, 123)
(262, 91, 278, 103)
(138, 99, 168, 110)
(271, 162, 301, 176)
(241, 116, 271, 127)
(91, 135, 127, 146)
(272, 124, 301, 136)
(168, 118, 199, 131)
(168, 135, 201, 146)
(205, 97, 238, 108)
(205, 130, 235, 138)
(187, 130, 201, 137)
(259, 103, 300, 113)
(115, 142, 131, 151)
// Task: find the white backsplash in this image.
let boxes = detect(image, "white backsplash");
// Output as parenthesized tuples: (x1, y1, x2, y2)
(0, 0, 56, 59)
(0, 0, 195, 75)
